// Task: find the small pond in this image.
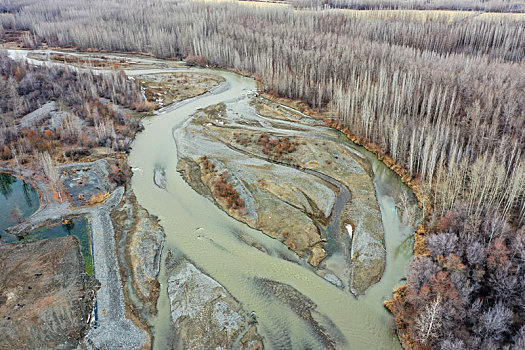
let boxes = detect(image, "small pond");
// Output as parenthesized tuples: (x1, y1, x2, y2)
(0, 173, 40, 243)
(21, 218, 93, 275)
(0, 173, 92, 275)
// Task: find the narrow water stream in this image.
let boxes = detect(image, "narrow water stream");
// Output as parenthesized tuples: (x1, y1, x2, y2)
(303, 168, 351, 257)
(129, 68, 417, 349)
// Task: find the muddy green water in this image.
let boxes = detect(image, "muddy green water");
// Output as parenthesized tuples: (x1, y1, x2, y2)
(0, 172, 92, 274)
(129, 69, 417, 349)
(0, 173, 40, 243)
(21, 218, 93, 275)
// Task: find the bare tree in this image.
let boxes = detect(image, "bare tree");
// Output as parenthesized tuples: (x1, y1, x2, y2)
(414, 294, 443, 345)
(476, 302, 513, 341)
(37, 151, 62, 201)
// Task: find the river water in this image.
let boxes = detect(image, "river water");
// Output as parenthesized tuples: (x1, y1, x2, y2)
(129, 68, 417, 349)
(5, 49, 415, 348)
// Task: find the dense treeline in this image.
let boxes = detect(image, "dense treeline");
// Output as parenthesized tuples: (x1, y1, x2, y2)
(5, 1, 525, 61)
(388, 205, 525, 349)
(2, 1, 525, 347)
(4, 0, 524, 222)
(292, 0, 525, 12)
(0, 50, 146, 163)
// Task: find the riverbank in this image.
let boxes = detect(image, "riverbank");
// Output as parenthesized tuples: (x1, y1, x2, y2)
(0, 49, 242, 349)
(4, 48, 421, 349)
(129, 61, 418, 349)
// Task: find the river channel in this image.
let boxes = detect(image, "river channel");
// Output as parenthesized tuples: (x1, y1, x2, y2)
(128, 67, 417, 349)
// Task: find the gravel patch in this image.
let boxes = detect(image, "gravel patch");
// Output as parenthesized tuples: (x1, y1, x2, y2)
(18, 101, 57, 128)
(81, 187, 147, 349)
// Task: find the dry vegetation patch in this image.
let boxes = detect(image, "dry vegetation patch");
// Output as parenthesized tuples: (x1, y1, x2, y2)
(139, 72, 224, 108)
(198, 156, 246, 212)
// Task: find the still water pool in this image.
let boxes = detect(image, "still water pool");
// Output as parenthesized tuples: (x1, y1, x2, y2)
(0, 173, 92, 275)
(0, 173, 40, 243)
(22, 218, 93, 275)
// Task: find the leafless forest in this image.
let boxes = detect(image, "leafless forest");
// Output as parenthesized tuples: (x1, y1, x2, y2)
(2, 0, 524, 221)
(1, 0, 525, 348)
(0, 50, 146, 164)
(291, 0, 525, 12)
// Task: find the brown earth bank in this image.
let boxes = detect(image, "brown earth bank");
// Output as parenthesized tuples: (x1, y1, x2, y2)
(0, 236, 97, 350)
(112, 188, 165, 317)
(384, 225, 427, 350)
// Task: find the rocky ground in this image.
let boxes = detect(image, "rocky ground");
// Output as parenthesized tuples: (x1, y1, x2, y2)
(0, 236, 97, 349)
(175, 97, 386, 295)
(165, 255, 264, 350)
(81, 186, 148, 350)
